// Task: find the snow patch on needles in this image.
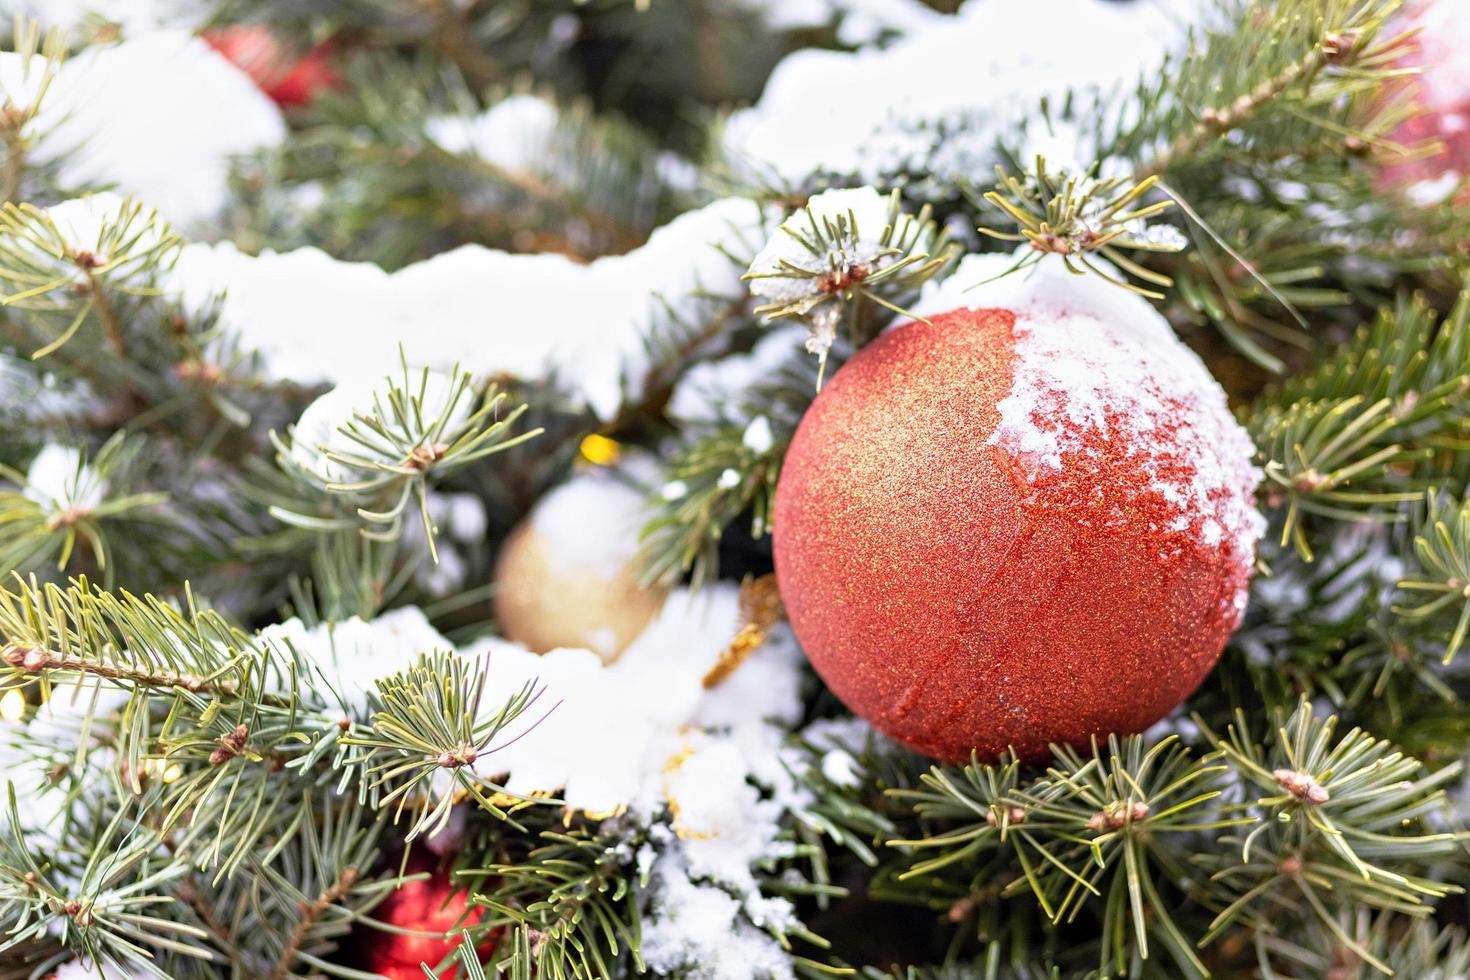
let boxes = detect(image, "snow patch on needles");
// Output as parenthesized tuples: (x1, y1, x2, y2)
(747, 186, 897, 304)
(171, 197, 767, 419)
(37, 32, 285, 230)
(261, 607, 456, 716)
(736, 0, 943, 47)
(642, 848, 797, 980)
(23, 444, 107, 514)
(288, 370, 477, 483)
(723, 0, 1190, 185)
(426, 94, 561, 173)
(918, 253, 1265, 613)
(260, 585, 804, 817)
(527, 474, 652, 579)
(667, 325, 806, 426)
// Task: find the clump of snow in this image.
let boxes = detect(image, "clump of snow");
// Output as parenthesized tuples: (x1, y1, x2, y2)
(641, 850, 796, 980)
(0, 49, 53, 128)
(426, 94, 561, 173)
(35, 32, 286, 230)
(737, 0, 944, 47)
(170, 197, 768, 419)
(917, 253, 1265, 616)
(259, 583, 804, 817)
(723, 0, 1195, 185)
(23, 444, 108, 514)
(527, 473, 652, 579)
(664, 733, 797, 890)
(0, 679, 128, 854)
(666, 324, 807, 426)
(748, 186, 899, 301)
(260, 606, 457, 716)
(5, 194, 176, 294)
(3, 0, 200, 36)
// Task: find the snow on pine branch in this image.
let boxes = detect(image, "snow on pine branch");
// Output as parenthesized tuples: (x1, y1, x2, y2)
(168, 196, 772, 420)
(721, 0, 1203, 187)
(0, 30, 285, 228)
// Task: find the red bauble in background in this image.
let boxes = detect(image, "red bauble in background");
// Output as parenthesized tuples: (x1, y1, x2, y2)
(204, 25, 341, 108)
(1377, 0, 1470, 200)
(772, 270, 1263, 763)
(365, 862, 485, 979)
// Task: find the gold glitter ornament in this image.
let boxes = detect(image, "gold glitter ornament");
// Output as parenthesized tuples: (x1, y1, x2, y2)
(493, 474, 667, 664)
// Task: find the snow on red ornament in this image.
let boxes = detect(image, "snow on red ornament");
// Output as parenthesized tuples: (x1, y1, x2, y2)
(772, 258, 1264, 763)
(203, 25, 341, 109)
(365, 863, 486, 979)
(1376, 0, 1470, 201)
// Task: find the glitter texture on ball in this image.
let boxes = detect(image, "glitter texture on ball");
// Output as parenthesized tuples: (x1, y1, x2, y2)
(772, 259, 1264, 762)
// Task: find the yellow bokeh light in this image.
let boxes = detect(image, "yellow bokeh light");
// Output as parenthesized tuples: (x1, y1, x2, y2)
(0, 689, 24, 722)
(579, 433, 622, 466)
(163, 763, 183, 783)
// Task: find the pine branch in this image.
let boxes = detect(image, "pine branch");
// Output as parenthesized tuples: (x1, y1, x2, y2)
(340, 650, 556, 841)
(265, 867, 360, 980)
(472, 822, 645, 980)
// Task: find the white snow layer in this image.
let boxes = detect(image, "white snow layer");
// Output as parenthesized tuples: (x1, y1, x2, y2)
(0, 0, 201, 36)
(528, 473, 653, 578)
(737, 0, 944, 47)
(917, 253, 1265, 612)
(22, 444, 107, 513)
(747, 185, 899, 302)
(20, 32, 286, 230)
(426, 94, 562, 173)
(259, 589, 805, 818)
(288, 369, 477, 482)
(723, 0, 1199, 184)
(169, 196, 768, 419)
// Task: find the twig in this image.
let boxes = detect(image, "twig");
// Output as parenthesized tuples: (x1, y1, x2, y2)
(83, 267, 128, 361)
(0, 642, 286, 705)
(1140, 47, 1325, 180)
(267, 867, 360, 980)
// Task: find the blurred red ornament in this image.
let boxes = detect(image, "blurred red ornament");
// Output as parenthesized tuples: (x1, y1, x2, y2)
(1376, 0, 1470, 200)
(772, 306, 1259, 763)
(203, 25, 341, 108)
(365, 865, 485, 979)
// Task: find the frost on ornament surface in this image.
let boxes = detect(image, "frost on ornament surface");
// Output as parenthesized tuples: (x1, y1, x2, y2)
(35, 32, 285, 230)
(918, 253, 1265, 618)
(722, 0, 1194, 185)
(170, 197, 768, 419)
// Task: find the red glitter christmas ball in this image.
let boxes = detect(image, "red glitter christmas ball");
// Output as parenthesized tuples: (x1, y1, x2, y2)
(365, 866, 485, 979)
(772, 278, 1262, 763)
(204, 26, 341, 109)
